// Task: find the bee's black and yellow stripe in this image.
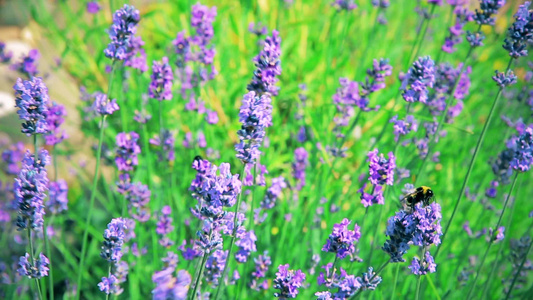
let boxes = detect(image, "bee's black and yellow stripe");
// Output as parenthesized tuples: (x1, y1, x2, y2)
(401, 186, 434, 212)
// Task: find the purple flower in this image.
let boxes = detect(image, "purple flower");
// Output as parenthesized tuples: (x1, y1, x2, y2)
(47, 180, 68, 214)
(152, 268, 191, 300)
(493, 70, 518, 88)
(189, 159, 242, 218)
(292, 147, 308, 191)
(157, 206, 174, 247)
(382, 202, 442, 262)
(100, 218, 127, 263)
(365, 58, 393, 92)
(15, 150, 49, 231)
(235, 230, 257, 263)
(150, 129, 176, 162)
(191, 3, 217, 49)
(125, 182, 151, 222)
(98, 275, 120, 295)
(390, 115, 418, 142)
(87, 1, 101, 14)
(149, 57, 174, 101)
(0, 42, 13, 63)
(44, 102, 68, 145)
(250, 251, 271, 291)
(400, 56, 436, 103)
(1, 141, 25, 175)
(104, 5, 141, 61)
(273, 264, 306, 299)
(333, 78, 364, 109)
(367, 149, 396, 186)
(466, 31, 485, 47)
(247, 30, 282, 96)
(206, 110, 219, 124)
(115, 132, 141, 172)
(508, 127, 533, 171)
(360, 184, 385, 207)
(357, 267, 382, 290)
(332, 0, 357, 11)
(249, 22, 268, 37)
(235, 91, 273, 164)
(14, 77, 50, 136)
(204, 249, 227, 286)
(409, 251, 437, 275)
(93, 92, 119, 116)
(487, 226, 505, 243)
(473, 0, 506, 26)
(503, 2, 533, 58)
(322, 218, 361, 259)
(172, 4, 217, 93)
(442, 6, 474, 53)
(11, 49, 40, 77)
(485, 181, 498, 198)
(260, 176, 287, 210)
(17, 252, 49, 279)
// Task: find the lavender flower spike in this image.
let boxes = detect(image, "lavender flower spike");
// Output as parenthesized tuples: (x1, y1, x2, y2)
(509, 127, 533, 171)
(93, 92, 119, 116)
(273, 264, 306, 299)
(368, 149, 396, 186)
(235, 91, 273, 164)
(100, 218, 127, 263)
(247, 30, 282, 96)
(149, 57, 174, 101)
(503, 2, 533, 58)
(15, 150, 50, 232)
(18, 252, 49, 279)
(400, 56, 436, 103)
(14, 77, 50, 136)
(322, 218, 361, 259)
(104, 4, 141, 60)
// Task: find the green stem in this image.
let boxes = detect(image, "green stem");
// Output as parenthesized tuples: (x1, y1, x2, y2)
(466, 171, 519, 299)
(481, 182, 519, 298)
(415, 276, 422, 300)
(43, 222, 54, 300)
(28, 229, 44, 300)
(505, 224, 533, 299)
(391, 263, 400, 299)
(435, 57, 514, 260)
(214, 166, 247, 300)
(410, 5, 436, 63)
(105, 264, 111, 300)
(75, 115, 107, 300)
(189, 250, 209, 300)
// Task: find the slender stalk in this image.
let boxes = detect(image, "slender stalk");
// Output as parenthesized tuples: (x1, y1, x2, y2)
(481, 182, 519, 298)
(75, 115, 107, 300)
(466, 172, 519, 299)
(214, 167, 247, 300)
(435, 57, 514, 259)
(28, 229, 44, 300)
(248, 163, 257, 227)
(410, 5, 436, 64)
(189, 250, 209, 300)
(391, 263, 400, 299)
(415, 276, 422, 300)
(43, 222, 54, 300)
(505, 225, 533, 299)
(105, 264, 111, 300)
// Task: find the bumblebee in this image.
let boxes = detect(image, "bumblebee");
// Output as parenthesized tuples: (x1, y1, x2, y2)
(401, 186, 434, 213)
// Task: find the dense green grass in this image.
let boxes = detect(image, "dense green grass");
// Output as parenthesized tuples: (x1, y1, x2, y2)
(1, 0, 532, 299)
